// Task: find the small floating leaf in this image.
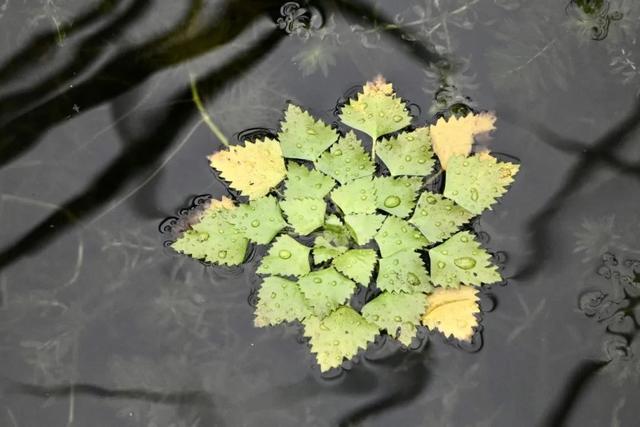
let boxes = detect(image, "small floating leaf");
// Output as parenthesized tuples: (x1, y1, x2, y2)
(339, 76, 412, 141)
(362, 292, 428, 346)
(429, 111, 496, 170)
(298, 267, 356, 317)
(228, 196, 287, 244)
(421, 285, 480, 341)
(409, 192, 474, 243)
(313, 236, 349, 264)
(257, 235, 311, 277)
(280, 198, 326, 235)
(374, 176, 422, 218)
(208, 138, 286, 199)
(315, 131, 375, 184)
(171, 198, 248, 266)
(278, 104, 339, 161)
(374, 216, 428, 257)
(254, 277, 312, 327)
(332, 249, 378, 286)
(331, 177, 377, 214)
(304, 306, 379, 372)
(444, 153, 520, 215)
(377, 127, 435, 176)
(429, 231, 501, 287)
(343, 213, 385, 245)
(377, 250, 432, 294)
(284, 161, 336, 199)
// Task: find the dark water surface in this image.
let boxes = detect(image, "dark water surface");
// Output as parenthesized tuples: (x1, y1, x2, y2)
(1, 0, 639, 426)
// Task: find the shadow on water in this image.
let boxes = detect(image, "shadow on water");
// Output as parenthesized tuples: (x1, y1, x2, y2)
(336, 351, 429, 427)
(5, 380, 214, 405)
(0, 0, 120, 84)
(504, 100, 640, 281)
(0, 0, 178, 119)
(0, 0, 287, 269)
(241, 341, 429, 427)
(540, 359, 609, 427)
(0, 0, 447, 273)
(3, 379, 226, 426)
(2, 343, 429, 426)
(539, 252, 640, 426)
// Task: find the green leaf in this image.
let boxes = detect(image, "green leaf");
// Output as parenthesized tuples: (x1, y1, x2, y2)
(444, 153, 520, 215)
(257, 235, 311, 277)
(284, 161, 336, 199)
(280, 198, 326, 235)
(377, 127, 435, 176)
(228, 196, 287, 244)
(362, 292, 428, 346)
(339, 77, 411, 141)
(374, 176, 422, 218)
(409, 192, 474, 243)
(344, 213, 385, 245)
(331, 177, 377, 214)
(375, 216, 428, 257)
(278, 104, 339, 161)
(254, 277, 312, 327)
(320, 215, 353, 247)
(312, 234, 349, 264)
(315, 131, 375, 184)
(377, 250, 432, 293)
(172, 198, 248, 266)
(429, 231, 501, 287)
(298, 267, 356, 317)
(304, 306, 379, 372)
(332, 249, 378, 286)
(208, 138, 286, 200)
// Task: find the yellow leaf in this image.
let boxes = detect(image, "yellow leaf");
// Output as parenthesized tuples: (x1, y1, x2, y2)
(429, 112, 496, 170)
(208, 138, 286, 200)
(207, 196, 235, 211)
(421, 285, 479, 341)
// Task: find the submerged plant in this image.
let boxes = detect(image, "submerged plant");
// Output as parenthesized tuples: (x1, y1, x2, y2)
(170, 77, 519, 372)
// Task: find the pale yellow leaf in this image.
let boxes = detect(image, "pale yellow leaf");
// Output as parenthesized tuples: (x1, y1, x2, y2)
(429, 112, 496, 170)
(421, 285, 480, 341)
(207, 196, 235, 211)
(208, 138, 286, 200)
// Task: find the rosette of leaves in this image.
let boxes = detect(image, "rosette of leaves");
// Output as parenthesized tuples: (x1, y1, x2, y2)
(170, 77, 520, 372)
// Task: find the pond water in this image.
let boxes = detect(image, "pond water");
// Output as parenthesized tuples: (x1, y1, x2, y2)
(1, 0, 639, 426)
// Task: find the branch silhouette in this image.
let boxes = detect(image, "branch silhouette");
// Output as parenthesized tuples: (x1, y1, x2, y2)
(0, 27, 284, 270)
(6, 380, 214, 406)
(0, 0, 274, 167)
(509, 101, 640, 280)
(0, 0, 120, 85)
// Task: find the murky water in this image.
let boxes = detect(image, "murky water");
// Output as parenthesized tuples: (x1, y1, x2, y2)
(1, 0, 639, 426)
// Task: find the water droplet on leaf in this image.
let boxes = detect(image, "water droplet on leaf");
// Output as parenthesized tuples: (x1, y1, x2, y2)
(407, 272, 419, 286)
(384, 195, 401, 208)
(278, 250, 292, 259)
(454, 257, 476, 270)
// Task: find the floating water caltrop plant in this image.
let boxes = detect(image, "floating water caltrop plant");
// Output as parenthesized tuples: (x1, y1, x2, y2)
(170, 77, 519, 372)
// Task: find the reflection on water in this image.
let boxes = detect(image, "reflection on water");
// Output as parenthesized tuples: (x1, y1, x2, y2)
(0, 0, 639, 425)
